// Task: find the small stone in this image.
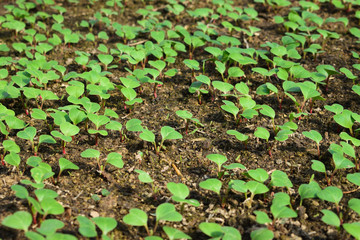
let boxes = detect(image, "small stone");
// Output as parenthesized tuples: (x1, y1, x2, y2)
(90, 210, 99, 218)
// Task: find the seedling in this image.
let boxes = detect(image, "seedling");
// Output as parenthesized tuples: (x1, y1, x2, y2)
(175, 110, 203, 134)
(17, 126, 56, 156)
(254, 127, 271, 156)
(51, 122, 79, 154)
(256, 82, 284, 110)
(227, 130, 249, 149)
(199, 222, 241, 240)
(81, 148, 101, 170)
(206, 153, 228, 179)
(199, 178, 223, 204)
(77, 216, 117, 239)
(298, 176, 322, 206)
(302, 130, 323, 159)
(139, 126, 182, 155)
(57, 157, 79, 182)
(135, 169, 158, 196)
(163, 226, 191, 240)
(166, 182, 199, 214)
(333, 109, 356, 136)
(183, 59, 200, 79)
(1, 139, 20, 166)
(88, 113, 110, 146)
(2, 211, 32, 233)
(123, 203, 182, 236)
(317, 186, 343, 214)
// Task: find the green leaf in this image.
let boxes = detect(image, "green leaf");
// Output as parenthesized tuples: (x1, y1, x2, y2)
(36, 219, 64, 236)
(270, 170, 293, 188)
(41, 198, 64, 215)
(106, 152, 124, 169)
(260, 105, 275, 119)
(254, 127, 270, 141)
(250, 228, 274, 240)
(149, 60, 166, 72)
(254, 211, 272, 224)
(229, 180, 247, 193)
(321, 210, 340, 227)
(221, 226, 242, 240)
(275, 129, 293, 142)
(311, 160, 326, 173)
(246, 181, 269, 195)
(92, 217, 117, 236)
(140, 129, 155, 143)
(11, 184, 29, 199)
(167, 182, 189, 199)
(60, 122, 80, 137)
(317, 186, 343, 204)
(156, 203, 182, 222)
(163, 226, 191, 240)
(88, 114, 110, 129)
(227, 130, 249, 142)
(298, 181, 321, 202)
(206, 154, 227, 171)
(31, 109, 47, 120)
(4, 152, 21, 167)
(59, 158, 79, 172)
(248, 168, 269, 182)
(161, 126, 182, 141)
(199, 222, 223, 238)
(343, 222, 360, 240)
(81, 149, 100, 159)
(98, 54, 113, 66)
(347, 173, 360, 187)
(183, 59, 199, 70)
(39, 135, 56, 145)
(17, 126, 36, 141)
(3, 140, 20, 153)
(302, 130, 322, 144)
(77, 216, 97, 237)
(340, 67, 357, 80)
(271, 205, 297, 219)
(135, 169, 153, 183)
(2, 211, 32, 232)
(123, 208, 148, 227)
(199, 178, 222, 195)
(334, 110, 354, 130)
(126, 118, 143, 132)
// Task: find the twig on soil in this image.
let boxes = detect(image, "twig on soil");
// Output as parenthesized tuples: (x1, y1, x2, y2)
(171, 162, 185, 181)
(343, 187, 360, 194)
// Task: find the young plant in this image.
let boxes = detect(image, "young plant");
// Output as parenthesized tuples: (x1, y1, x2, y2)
(1, 140, 20, 166)
(166, 182, 200, 214)
(254, 127, 271, 156)
(199, 178, 223, 204)
(17, 126, 56, 156)
(227, 130, 249, 149)
(302, 130, 323, 159)
(123, 203, 182, 236)
(77, 216, 117, 239)
(51, 122, 79, 154)
(88, 113, 110, 146)
(175, 110, 203, 135)
(81, 149, 103, 171)
(139, 126, 182, 155)
(199, 222, 242, 240)
(135, 169, 158, 196)
(57, 157, 79, 183)
(206, 154, 228, 179)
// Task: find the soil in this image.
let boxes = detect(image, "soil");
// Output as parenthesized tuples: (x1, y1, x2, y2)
(1, 0, 360, 239)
